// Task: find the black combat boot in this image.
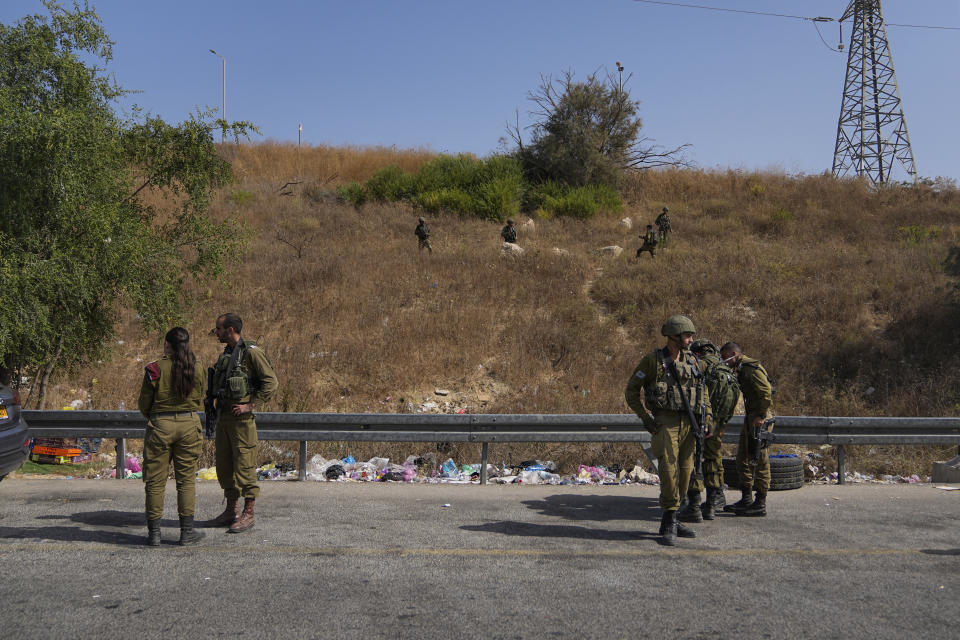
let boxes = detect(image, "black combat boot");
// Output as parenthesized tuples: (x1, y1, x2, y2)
(677, 489, 703, 523)
(658, 510, 677, 546)
(739, 491, 767, 517)
(724, 487, 753, 513)
(711, 486, 727, 511)
(146, 518, 161, 547)
(701, 488, 716, 520)
(675, 520, 696, 538)
(178, 516, 206, 545)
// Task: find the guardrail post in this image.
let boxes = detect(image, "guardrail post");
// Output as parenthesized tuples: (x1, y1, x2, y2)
(115, 438, 125, 480)
(480, 442, 489, 486)
(298, 441, 307, 481)
(836, 445, 846, 485)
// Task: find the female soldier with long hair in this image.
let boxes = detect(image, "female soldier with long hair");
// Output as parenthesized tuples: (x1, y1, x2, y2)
(138, 327, 206, 546)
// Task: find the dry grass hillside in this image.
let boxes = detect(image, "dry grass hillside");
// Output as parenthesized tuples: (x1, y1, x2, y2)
(43, 144, 960, 475)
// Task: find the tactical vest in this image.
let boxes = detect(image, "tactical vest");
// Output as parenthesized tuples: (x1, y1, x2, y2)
(211, 341, 263, 402)
(702, 354, 740, 425)
(645, 349, 705, 412)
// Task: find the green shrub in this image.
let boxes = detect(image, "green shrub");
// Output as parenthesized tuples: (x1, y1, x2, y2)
(227, 189, 255, 206)
(365, 165, 416, 202)
(524, 180, 566, 211)
(898, 225, 940, 246)
(336, 182, 367, 207)
(553, 187, 599, 219)
(413, 188, 472, 213)
(771, 207, 793, 222)
(474, 175, 523, 221)
(587, 183, 623, 214)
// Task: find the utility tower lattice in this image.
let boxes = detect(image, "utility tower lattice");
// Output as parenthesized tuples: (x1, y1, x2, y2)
(832, 0, 917, 185)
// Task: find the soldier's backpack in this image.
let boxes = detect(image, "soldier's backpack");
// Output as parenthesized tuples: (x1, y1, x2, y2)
(703, 357, 740, 426)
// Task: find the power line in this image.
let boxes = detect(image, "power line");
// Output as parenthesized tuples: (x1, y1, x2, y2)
(631, 0, 960, 31)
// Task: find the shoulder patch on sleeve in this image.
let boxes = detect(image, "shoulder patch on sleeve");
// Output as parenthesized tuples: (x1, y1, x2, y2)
(634, 371, 646, 380)
(145, 361, 161, 382)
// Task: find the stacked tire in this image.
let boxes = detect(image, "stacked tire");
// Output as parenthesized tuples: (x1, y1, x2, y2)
(722, 455, 803, 491)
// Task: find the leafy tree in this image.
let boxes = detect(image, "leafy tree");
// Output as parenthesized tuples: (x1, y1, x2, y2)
(506, 66, 690, 187)
(0, 1, 254, 406)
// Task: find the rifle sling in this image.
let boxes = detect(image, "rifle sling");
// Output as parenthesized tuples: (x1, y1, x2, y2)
(216, 338, 245, 410)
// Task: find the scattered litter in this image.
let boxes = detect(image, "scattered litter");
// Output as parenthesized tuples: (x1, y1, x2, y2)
(441, 503, 451, 508)
(935, 485, 960, 491)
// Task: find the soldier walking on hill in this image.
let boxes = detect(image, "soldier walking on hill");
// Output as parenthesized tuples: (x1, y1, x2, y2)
(625, 315, 713, 546)
(636, 224, 658, 259)
(500, 218, 517, 244)
(207, 313, 278, 533)
(678, 339, 740, 522)
(415, 217, 432, 254)
(720, 341, 774, 518)
(655, 207, 671, 247)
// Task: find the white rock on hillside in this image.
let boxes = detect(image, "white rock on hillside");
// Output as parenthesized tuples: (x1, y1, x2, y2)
(600, 245, 623, 258)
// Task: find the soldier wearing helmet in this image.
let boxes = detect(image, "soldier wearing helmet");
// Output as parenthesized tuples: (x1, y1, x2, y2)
(415, 217, 432, 254)
(500, 219, 517, 244)
(625, 314, 712, 546)
(655, 207, 671, 247)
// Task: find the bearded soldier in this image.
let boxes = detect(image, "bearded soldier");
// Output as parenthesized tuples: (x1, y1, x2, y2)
(625, 315, 712, 545)
(207, 313, 278, 533)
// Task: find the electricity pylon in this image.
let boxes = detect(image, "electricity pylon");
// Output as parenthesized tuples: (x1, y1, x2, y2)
(832, 0, 917, 185)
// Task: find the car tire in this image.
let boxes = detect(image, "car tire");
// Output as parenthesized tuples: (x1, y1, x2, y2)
(722, 456, 803, 491)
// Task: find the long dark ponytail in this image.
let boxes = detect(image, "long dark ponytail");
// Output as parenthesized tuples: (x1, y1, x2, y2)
(165, 327, 196, 399)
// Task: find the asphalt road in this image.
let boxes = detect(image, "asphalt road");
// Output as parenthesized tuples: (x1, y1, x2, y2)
(0, 478, 957, 640)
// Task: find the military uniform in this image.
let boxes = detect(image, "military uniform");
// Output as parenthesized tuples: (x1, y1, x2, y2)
(415, 220, 432, 253)
(625, 348, 712, 512)
(655, 211, 671, 247)
(138, 355, 206, 545)
(500, 223, 517, 244)
(684, 343, 740, 520)
(636, 229, 657, 258)
(734, 356, 773, 493)
(211, 340, 278, 510)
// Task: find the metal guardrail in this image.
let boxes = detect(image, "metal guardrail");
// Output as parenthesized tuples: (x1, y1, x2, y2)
(23, 411, 960, 485)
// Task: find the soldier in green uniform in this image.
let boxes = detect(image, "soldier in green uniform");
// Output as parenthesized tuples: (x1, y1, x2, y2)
(635, 224, 658, 259)
(208, 313, 279, 533)
(719, 341, 773, 517)
(625, 315, 712, 545)
(415, 217, 432, 254)
(138, 327, 206, 547)
(500, 218, 517, 244)
(678, 339, 740, 522)
(655, 207, 671, 247)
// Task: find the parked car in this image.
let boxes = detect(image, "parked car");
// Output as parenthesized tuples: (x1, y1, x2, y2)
(0, 383, 31, 481)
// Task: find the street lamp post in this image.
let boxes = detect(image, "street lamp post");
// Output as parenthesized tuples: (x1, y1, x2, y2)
(209, 49, 225, 143)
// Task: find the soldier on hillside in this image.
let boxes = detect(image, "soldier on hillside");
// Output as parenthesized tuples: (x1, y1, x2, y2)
(415, 217, 432, 254)
(720, 341, 774, 518)
(655, 207, 671, 247)
(636, 224, 658, 259)
(625, 315, 712, 546)
(207, 313, 279, 533)
(677, 339, 740, 522)
(500, 218, 517, 244)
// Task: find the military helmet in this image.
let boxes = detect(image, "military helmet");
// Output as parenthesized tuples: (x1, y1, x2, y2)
(418, 217, 424, 223)
(691, 339, 717, 354)
(507, 218, 514, 225)
(662, 206, 668, 212)
(661, 314, 696, 336)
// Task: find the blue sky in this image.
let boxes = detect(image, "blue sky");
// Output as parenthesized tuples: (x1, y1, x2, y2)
(3, 1, 958, 180)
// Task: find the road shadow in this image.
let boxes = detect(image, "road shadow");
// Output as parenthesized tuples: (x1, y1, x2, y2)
(520, 494, 662, 522)
(0, 510, 192, 546)
(461, 520, 659, 542)
(920, 549, 960, 556)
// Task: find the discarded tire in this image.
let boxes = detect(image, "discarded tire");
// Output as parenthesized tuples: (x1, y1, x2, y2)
(722, 455, 803, 491)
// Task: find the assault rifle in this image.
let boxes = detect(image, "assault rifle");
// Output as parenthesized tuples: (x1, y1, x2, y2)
(749, 417, 776, 476)
(661, 350, 706, 481)
(203, 339, 244, 439)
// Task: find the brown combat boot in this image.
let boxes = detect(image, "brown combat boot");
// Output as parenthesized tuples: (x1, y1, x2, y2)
(228, 498, 255, 534)
(211, 497, 239, 527)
